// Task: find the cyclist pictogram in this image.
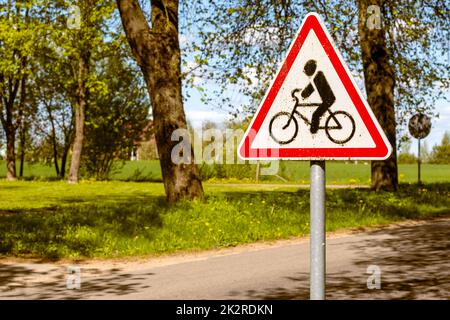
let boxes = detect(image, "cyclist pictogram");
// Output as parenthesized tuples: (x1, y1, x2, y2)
(238, 13, 392, 160)
(269, 60, 356, 145)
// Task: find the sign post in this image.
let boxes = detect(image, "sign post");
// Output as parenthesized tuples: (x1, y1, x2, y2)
(418, 138, 421, 185)
(238, 13, 392, 300)
(408, 114, 431, 186)
(310, 160, 325, 300)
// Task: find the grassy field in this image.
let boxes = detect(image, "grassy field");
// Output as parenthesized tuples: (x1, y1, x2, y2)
(0, 180, 448, 259)
(0, 160, 449, 184)
(0, 160, 163, 182)
(281, 161, 450, 184)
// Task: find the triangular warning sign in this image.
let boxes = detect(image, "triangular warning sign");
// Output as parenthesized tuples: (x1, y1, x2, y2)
(238, 13, 392, 160)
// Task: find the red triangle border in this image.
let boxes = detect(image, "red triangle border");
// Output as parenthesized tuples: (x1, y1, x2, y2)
(239, 13, 391, 160)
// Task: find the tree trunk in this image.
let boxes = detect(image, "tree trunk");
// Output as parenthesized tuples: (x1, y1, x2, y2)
(5, 126, 16, 181)
(68, 53, 89, 184)
(1, 82, 21, 182)
(358, 0, 398, 191)
(60, 120, 73, 179)
(19, 148, 24, 177)
(52, 134, 60, 177)
(60, 147, 69, 178)
(19, 126, 25, 178)
(0, 7, 28, 182)
(18, 74, 27, 178)
(46, 104, 60, 176)
(117, 0, 203, 202)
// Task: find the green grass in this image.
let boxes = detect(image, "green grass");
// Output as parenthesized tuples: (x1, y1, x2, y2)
(1, 160, 449, 184)
(110, 160, 162, 181)
(0, 160, 163, 182)
(0, 180, 448, 260)
(280, 161, 450, 185)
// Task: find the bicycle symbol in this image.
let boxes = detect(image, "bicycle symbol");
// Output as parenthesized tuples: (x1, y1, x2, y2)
(269, 88, 356, 145)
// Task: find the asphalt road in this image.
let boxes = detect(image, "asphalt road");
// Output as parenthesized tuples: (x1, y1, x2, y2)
(1, 219, 449, 300)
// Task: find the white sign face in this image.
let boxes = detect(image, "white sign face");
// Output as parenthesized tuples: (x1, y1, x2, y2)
(238, 13, 392, 160)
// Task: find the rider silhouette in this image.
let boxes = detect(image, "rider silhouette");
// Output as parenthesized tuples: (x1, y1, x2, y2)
(300, 60, 336, 134)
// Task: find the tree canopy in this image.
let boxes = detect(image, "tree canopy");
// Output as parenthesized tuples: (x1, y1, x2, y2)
(184, 0, 448, 130)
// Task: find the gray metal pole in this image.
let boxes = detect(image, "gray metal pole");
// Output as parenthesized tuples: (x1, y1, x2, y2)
(310, 160, 326, 300)
(256, 161, 260, 183)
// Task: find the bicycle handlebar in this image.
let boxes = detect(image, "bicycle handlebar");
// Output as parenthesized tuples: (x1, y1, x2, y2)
(291, 88, 320, 107)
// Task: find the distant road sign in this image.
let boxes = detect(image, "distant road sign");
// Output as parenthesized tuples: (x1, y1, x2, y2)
(409, 113, 431, 185)
(409, 114, 431, 139)
(238, 13, 392, 160)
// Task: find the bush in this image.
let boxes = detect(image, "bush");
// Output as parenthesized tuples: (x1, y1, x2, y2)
(429, 132, 450, 164)
(398, 153, 417, 164)
(199, 162, 256, 180)
(82, 54, 149, 180)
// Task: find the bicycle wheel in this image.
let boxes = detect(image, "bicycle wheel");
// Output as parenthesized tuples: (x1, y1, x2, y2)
(325, 110, 355, 144)
(269, 112, 299, 145)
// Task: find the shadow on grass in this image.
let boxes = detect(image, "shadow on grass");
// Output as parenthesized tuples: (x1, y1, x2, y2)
(119, 168, 162, 182)
(0, 195, 167, 260)
(227, 219, 450, 300)
(218, 182, 450, 220)
(17, 176, 63, 182)
(1, 182, 448, 261)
